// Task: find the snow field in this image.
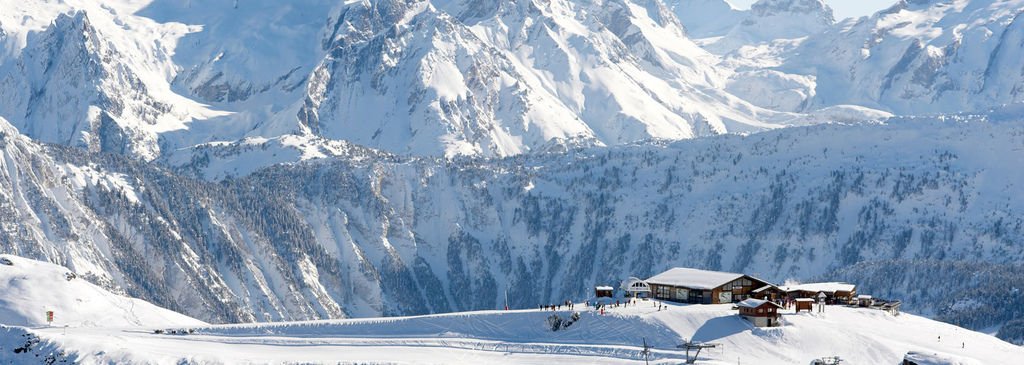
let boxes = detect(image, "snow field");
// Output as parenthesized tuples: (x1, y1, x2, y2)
(8, 297, 1021, 364)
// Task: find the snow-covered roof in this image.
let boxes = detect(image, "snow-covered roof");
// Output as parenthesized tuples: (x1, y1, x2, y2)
(736, 298, 780, 309)
(644, 268, 746, 290)
(752, 284, 780, 293)
(795, 298, 816, 302)
(620, 277, 651, 292)
(857, 295, 872, 299)
(781, 282, 856, 294)
(595, 286, 614, 291)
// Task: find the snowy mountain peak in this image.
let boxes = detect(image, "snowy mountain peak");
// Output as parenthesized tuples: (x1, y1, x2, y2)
(777, 0, 1024, 114)
(0, 0, 856, 161)
(685, 0, 836, 55)
(0, 10, 186, 160)
(289, 0, 793, 157)
(750, 0, 834, 22)
(669, 0, 746, 38)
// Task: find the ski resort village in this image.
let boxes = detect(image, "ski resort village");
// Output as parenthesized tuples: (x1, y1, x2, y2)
(1, 255, 1020, 364)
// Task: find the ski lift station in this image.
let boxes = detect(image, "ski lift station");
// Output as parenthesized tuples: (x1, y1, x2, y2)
(620, 277, 650, 298)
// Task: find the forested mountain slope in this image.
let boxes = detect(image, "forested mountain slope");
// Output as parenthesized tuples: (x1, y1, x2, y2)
(3, 114, 1023, 342)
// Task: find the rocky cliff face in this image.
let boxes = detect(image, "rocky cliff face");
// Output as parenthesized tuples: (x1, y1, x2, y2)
(0, 13, 173, 159)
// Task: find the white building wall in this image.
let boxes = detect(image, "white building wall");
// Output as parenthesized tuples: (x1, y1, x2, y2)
(741, 314, 779, 327)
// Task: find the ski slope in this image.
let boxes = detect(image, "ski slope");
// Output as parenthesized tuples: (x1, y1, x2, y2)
(3, 299, 1020, 364)
(0, 255, 204, 328)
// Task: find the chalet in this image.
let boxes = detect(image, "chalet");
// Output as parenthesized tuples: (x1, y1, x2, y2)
(645, 268, 772, 304)
(736, 298, 782, 327)
(795, 298, 815, 312)
(880, 300, 902, 316)
(751, 284, 786, 302)
(782, 282, 856, 304)
(854, 295, 874, 307)
(594, 286, 614, 298)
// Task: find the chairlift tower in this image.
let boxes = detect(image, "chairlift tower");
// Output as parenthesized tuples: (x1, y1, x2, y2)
(641, 337, 651, 365)
(678, 339, 722, 364)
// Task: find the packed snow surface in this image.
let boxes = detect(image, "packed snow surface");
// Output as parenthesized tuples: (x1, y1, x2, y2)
(2, 300, 1020, 364)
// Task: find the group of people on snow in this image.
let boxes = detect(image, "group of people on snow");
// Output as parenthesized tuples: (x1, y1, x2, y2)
(539, 300, 577, 311)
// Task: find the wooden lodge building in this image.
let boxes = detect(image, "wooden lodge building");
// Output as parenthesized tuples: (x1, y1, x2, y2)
(645, 268, 773, 304)
(782, 282, 857, 304)
(795, 298, 815, 312)
(737, 298, 782, 327)
(751, 284, 786, 301)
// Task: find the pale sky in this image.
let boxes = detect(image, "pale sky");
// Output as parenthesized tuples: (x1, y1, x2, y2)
(727, 0, 896, 19)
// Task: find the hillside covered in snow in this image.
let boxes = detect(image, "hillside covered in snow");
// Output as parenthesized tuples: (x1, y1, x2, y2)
(0, 255, 204, 328)
(2, 294, 1021, 364)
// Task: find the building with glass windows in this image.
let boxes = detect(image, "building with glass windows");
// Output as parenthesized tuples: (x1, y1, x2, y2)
(644, 267, 773, 304)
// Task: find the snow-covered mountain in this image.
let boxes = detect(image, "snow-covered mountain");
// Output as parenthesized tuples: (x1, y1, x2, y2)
(673, 0, 1024, 115)
(669, 0, 746, 38)
(702, 0, 836, 54)
(290, 0, 802, 157)
(3, 110, 1024, 343)
(667, 0, 838, 112)
(777, 0, 1024, 114)
(1, 0, 1024, 350)
(0, 1, 223, 161)
(0, 0, 832, 161)
(0, 0, 1020, 158)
